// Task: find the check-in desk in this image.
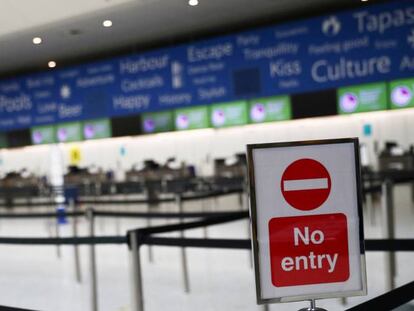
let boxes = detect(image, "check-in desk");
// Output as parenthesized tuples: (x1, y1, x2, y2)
(0, 172, 47, 207)
(64, 166, 108, 196)
(379, 151, 414, 201)
(213, 154, 246, 198)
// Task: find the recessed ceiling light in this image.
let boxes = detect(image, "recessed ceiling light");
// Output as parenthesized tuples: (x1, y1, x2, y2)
(103, 20, 113, 28)
(361, 0, 368, 2)
(188, 0, 198, 6)
(48, 61, 56, 68)
(32, 37, 42, 45)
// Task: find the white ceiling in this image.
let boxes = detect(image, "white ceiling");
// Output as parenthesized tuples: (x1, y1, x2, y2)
(0, 0, 134, 37)
(0, 0, 364, 77)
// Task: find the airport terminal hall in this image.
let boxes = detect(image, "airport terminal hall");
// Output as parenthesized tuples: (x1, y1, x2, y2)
(1, 0, 414, 310)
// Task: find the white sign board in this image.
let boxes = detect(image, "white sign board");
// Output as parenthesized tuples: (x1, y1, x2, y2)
(247, 138, 366, 304)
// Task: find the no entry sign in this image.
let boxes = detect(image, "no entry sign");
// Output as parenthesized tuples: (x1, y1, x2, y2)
(247, 138, 366, 304)
(281, 158, 331, 211)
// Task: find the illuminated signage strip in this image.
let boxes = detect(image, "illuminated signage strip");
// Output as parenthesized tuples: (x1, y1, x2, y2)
(0, 0, 413, 131)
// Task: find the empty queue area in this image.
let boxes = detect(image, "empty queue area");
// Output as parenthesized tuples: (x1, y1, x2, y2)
(0, 0, 413, 310)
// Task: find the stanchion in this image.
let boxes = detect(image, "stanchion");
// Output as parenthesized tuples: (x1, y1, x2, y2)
(87, 207, 99, 311)
(70, 198, 82, 283)
(53, 185, 63, 259)
(111, 184, 122, 236)
(55, 215, 61, 259)
(129, 231, 144, 311)
(243, 181, 253, 268)
(382, 180, 396, 291)
(201, 199, 208, 238)
(145, 189, 154, 263)
(96, 183, 106, 233)
(176, 194, 190, 293)
(369, 190, 377, 226)
(263, 304, 270, 311)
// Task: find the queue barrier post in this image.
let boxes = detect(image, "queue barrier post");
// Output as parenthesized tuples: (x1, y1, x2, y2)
(201, 199, 208, 238)
(129, 230, 145, 311)
(70, 198, 82, 283)
(145, 189, 154, 263)
(176, 194, 190, 293)
(87, 207, 99, 311)
(242, 179, 253, 268)
(382, 179, 396, 291)
(55, 213, 61, 259)
(111, 183, 122, 236)
(54, 189, 63, 259)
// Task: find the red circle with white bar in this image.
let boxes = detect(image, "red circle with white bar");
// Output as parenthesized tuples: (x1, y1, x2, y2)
(281, 158, 331, 211)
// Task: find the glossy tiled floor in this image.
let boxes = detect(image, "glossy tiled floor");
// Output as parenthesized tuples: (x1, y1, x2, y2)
(0, 186, 412, 311)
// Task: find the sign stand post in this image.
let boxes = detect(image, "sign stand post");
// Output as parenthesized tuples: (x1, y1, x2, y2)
(298, 299, 327, 311)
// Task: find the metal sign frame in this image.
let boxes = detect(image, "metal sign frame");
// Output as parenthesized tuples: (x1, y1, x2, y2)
(246, 137, 367, 304)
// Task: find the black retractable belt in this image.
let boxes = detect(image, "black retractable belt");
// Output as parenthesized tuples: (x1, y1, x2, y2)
(365, 239, 414, 252)
(0, 236, 126, 245)
(0, 305, 38, 311)
(127, 211, 249, 249)
(94, 210, 243, 219)
(346, 280, 414, 311)
(142, 236, 251, 249)
(0, 211, 84, 218)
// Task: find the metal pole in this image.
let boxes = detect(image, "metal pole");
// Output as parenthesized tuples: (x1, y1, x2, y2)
(382, 179, 396, 291)
(55, 214, 61, 259)
(369, 190, 377, 226)
(263, 304, 269, 311)
(129, 231, 144, 311)
(243, 183, 253, 268)
(110, 183, 121, 235)
(87, 208, 99, 311)
(54, 185, 63, 259)
(146, 189, 154, 263)
(71, 198, 82, 283)
(298, 299, 327, 311)
(95, 183, 106, 233)
(201, 199, 208, 238)
(176, 194, 190, 293)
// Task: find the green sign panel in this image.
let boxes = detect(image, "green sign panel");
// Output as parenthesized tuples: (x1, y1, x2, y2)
(390, 78, 414, 110)
(83, 119, 112, 140)
(0, 134, 7, 148)
(174, 106, 209, 131)
(31, 125, 56, 145)
(56, 122, 83, 143)
(142, 111, 174, 133)
(338, 82, 388, 114)
(210, 101, 248, 128)
(248, 96, 291, 123)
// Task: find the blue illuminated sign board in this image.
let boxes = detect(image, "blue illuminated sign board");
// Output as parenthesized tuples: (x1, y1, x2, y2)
(0, 0, 413, 131)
